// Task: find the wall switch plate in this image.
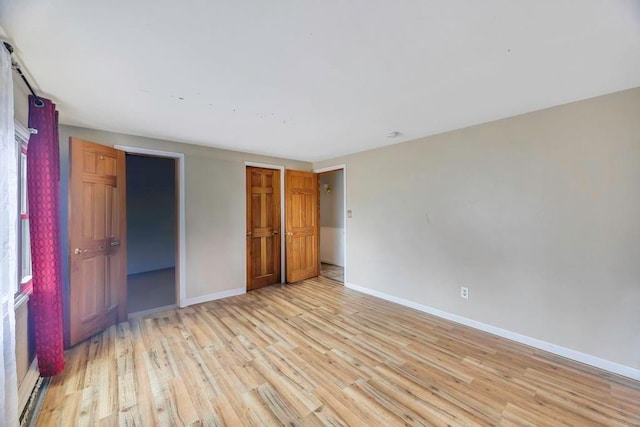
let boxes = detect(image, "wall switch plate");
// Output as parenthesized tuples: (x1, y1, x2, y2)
(460, 286, 469, 299)
(347, 210, 352, 218)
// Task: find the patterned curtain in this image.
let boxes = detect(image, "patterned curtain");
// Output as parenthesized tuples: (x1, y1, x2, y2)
(27, 95, 64, 376)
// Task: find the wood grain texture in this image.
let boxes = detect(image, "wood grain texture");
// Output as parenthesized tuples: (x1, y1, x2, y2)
(39, 277, 640, 426)
(246, 167, 281, 290)
(285, 170, 319, 283)
(68, 138, 127, 347)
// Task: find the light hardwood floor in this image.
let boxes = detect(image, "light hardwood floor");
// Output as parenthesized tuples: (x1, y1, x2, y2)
(38, 277, 640, 426)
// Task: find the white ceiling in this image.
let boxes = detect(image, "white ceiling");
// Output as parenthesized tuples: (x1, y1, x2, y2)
(1, 1, 639, 162)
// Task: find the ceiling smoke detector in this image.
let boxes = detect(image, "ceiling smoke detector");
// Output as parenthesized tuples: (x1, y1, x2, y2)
(386, 131, 401, 138)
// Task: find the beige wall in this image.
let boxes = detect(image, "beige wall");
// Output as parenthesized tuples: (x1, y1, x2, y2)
(58, 126, 311, 300)
(12, 70, 28, 125)
(14, 300, 30, 385)
(314, 87, 640, 370)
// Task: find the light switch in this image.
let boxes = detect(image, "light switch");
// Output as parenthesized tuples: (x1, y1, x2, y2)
(347, 210, 352, 218)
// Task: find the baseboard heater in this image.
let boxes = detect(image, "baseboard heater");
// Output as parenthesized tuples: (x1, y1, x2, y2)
(18, 359, 48, 426)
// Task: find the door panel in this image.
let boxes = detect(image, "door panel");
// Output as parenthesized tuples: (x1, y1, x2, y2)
(246, 167, 281, 290)
(69, 138, 126, 346)
(285, 170, 319, 282)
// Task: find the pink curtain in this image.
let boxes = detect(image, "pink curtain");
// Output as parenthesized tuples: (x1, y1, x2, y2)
(27, 95, 64, 376)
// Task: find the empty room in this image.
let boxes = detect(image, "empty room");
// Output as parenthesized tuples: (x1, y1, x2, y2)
(1, 1, 639, 426)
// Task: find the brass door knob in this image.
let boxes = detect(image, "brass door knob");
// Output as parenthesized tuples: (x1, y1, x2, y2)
(74, 246, 105, 255)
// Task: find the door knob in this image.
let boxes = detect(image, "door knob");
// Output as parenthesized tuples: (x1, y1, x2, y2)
(273, 230, 279, 235)
(246, 232, 252, 237)
(74, 246, 105, 255)
(110, 240, 121, 247)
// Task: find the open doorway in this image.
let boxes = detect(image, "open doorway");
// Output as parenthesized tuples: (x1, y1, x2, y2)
(125, 154, 177, 316)
(318, 168, 344, 283)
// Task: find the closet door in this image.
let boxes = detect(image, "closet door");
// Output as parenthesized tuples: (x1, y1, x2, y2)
(246, 166, 281, 290)
(285, 170, 319, 282)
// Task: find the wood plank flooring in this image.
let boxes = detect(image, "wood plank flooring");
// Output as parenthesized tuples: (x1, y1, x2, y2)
(38, 277, 640, 426)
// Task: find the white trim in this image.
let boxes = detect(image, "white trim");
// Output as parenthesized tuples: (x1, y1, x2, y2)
(14, 121, 30, 142)
(344, 282, 640, 381)
(182, 287, 246, 307)
(245, 161, 285, 170)
(114, 145, 187, 307)
(244, 161, 286, 285)
(13, 291, 29, 310)
(115, 146, 185, 159)
(313, 164, 347, 174)
(313, 164, 347, 285)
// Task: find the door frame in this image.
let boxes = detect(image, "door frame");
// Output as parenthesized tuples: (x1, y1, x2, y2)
(313, 164, 347, 284)
(245, 161, 285, 286)
(115, 145, 186, 307)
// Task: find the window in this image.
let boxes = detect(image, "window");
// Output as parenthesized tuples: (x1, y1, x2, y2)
(16, 124, 32, 295)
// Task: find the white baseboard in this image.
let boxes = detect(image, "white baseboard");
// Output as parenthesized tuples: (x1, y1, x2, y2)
(345, 282, 640, 381)
(320, 258, 344, 267)
(181, 287, 246, 308)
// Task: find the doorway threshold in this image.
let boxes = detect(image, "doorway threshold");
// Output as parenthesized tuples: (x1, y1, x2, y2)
(128, 304, 178, 320)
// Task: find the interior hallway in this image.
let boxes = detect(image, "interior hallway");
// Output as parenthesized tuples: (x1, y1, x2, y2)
(127, 268, 176, 315)
(320, 262, 344, 283)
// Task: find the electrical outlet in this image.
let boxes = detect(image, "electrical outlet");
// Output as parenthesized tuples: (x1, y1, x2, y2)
(460, 286, 469, 299)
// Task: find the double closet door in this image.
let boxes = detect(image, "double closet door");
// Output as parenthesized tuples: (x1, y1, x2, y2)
(246, 167, 319, 290)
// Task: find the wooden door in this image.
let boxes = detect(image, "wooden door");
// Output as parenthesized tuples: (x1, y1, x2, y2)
(246, 167, 281, 290)
(285, 170, 319, 282)
(68, 138, 127, 346)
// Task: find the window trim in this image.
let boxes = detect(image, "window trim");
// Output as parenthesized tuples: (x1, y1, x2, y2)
(15, 121, 31, 141)
(15, 121, 33, 298)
